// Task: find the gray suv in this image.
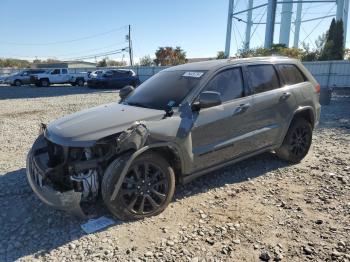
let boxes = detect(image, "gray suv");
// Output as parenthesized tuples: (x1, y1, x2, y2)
(26, 57, 321, 220)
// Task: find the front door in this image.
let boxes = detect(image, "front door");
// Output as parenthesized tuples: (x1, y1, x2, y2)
(191, 67, 255, 172)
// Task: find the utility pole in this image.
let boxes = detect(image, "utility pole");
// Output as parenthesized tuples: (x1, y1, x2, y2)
(224, 0, 234, 58)
(279, 0, 293, 47)
(264, 0, 277, 48)
(244, 0, 254, 50)
(293, 1, 302, 48)
(128, 25, 133, 66)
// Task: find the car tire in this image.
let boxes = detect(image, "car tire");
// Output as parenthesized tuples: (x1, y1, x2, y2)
(76, 79, 84, 87)
(102, 152, 175, 221)
(14, 80, 22, 86)
(40, 79, 49, 87)
(275, 118, 313, 163)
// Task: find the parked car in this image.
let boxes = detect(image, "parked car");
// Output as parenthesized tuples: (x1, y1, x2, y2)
(4, 69, 46, 86)
(26, 57, 321, 220)
(30, 68, 88, 87)
(87, 69, 140, 89)
(88, 70, 104, 79)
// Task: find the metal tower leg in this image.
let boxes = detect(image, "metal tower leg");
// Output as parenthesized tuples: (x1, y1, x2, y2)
(245, 0, 254, 50)
(279, 0, 293, 47)
(264, 0, 277, 48)
(225, 0, 235, 58)
(293, 1, 302, 48)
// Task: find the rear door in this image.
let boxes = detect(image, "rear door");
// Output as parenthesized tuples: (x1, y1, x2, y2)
(191, 67, 255, 171)
(61, 69, 70, 83)
(245, 64, 297, 149)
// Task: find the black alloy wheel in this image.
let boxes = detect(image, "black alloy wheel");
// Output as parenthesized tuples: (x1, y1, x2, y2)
(121, 162, 168, 215)
(275, 118, 312, 163)
(102, 152, 175, 220)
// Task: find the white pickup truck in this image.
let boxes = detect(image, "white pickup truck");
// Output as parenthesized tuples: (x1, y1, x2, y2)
(30, 68, 88, 87)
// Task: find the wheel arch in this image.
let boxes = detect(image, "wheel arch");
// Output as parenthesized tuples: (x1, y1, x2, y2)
(108, 142, 185, 200)
(291, 106, 315, 129)
(39, 77, 50, 83)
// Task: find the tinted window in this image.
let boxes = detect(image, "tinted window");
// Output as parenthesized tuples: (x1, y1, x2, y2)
(247, 65, 280, 94)
(124, 70, 205, 110)
(51, 69, 60, 75)
(62, 69, 68, 74)
(277, 64, 306, 85)
(204, 68, 243, 102)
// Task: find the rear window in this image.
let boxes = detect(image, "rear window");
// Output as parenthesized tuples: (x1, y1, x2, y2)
(247, 64, 280, 94)
(276, 64, 306, 85)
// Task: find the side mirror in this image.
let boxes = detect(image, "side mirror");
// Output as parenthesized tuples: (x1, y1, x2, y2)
(192, 91, 222, 111)
(119, 85, 134, 100)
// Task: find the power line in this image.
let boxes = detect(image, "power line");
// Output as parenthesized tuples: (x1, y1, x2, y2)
(57, 41, 127, 57)
(66, 48, 128, 61)
(0, 25, 128, 46)
(250, 8, 267, 45)
(300, 4, 336, 44)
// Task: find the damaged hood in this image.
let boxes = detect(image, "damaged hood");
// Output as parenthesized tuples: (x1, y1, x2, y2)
(45, 103, 164, 146)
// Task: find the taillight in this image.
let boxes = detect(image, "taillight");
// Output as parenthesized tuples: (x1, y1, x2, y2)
(315, 84, 321, 93)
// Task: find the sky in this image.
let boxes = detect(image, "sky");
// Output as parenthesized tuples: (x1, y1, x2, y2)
(0, 0, 347, 63)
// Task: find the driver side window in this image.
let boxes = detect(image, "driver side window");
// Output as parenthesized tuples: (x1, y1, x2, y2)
(51, 69, 60, 75)
(204, 67, 243, 103)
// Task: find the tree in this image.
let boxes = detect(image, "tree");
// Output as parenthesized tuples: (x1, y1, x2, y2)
(97, 58, 107, 67)
(238, 44, 303, 60)
(107, 60, 126, 67)
(139, 55, 153, 66)
(154, 46, 187, 66)
(319, 18, 344, 60)
(216, 51, 225, 59)
(0, 58, 31, 68)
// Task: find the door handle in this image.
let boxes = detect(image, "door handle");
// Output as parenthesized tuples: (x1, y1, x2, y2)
(280, 92, 291, 101)
(232, 103, 250, 116)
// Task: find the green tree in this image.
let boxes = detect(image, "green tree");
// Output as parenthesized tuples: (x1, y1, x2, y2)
(154, 46, 187, 66)
(107, 59, 126, 66)
(97, 58, 107, 67)
(238, 44, 303, 59)
(139, 55, 153, 66)
(216, 51, 225, 59)
(319, 18, 344, 60)
(0, 58, 31, 68)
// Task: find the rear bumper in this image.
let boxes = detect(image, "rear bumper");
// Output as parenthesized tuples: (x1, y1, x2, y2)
(315, 103, 321, 127)
(26, 136, 86, 218)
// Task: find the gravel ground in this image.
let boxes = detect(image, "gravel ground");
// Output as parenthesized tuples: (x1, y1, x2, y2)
(0, 85, 349, 262)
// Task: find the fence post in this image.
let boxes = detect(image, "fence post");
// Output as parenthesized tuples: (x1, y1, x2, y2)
(326, 61, 333, 88)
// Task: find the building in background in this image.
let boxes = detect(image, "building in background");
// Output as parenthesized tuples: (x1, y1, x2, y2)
(32, 61, 96, 69)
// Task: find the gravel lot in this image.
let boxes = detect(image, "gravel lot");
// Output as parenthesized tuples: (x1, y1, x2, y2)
(0, 85, 349, 262)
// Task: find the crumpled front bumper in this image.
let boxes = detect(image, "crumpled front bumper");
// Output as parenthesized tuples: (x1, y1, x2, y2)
(26, 139, 86, 218)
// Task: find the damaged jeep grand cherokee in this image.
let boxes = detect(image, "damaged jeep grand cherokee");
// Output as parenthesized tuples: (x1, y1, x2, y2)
(27, 57, 321, 220)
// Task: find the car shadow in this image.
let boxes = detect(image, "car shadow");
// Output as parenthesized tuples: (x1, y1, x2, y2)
(0, 152, 288, 261)
(0, 85, 118, 100)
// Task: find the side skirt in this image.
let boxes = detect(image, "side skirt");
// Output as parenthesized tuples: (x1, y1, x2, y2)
(181, 145, 277, 184)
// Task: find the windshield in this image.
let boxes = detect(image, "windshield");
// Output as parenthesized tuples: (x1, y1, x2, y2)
(123, 70, 205, 110)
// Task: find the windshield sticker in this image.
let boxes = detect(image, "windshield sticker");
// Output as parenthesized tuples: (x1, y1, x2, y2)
(182, 72, 204, 78)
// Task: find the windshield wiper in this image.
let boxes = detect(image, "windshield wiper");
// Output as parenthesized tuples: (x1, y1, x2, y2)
(124, 102, 151, 109)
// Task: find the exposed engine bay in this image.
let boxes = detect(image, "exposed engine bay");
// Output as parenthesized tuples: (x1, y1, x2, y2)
(27, 122, 151, 218)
